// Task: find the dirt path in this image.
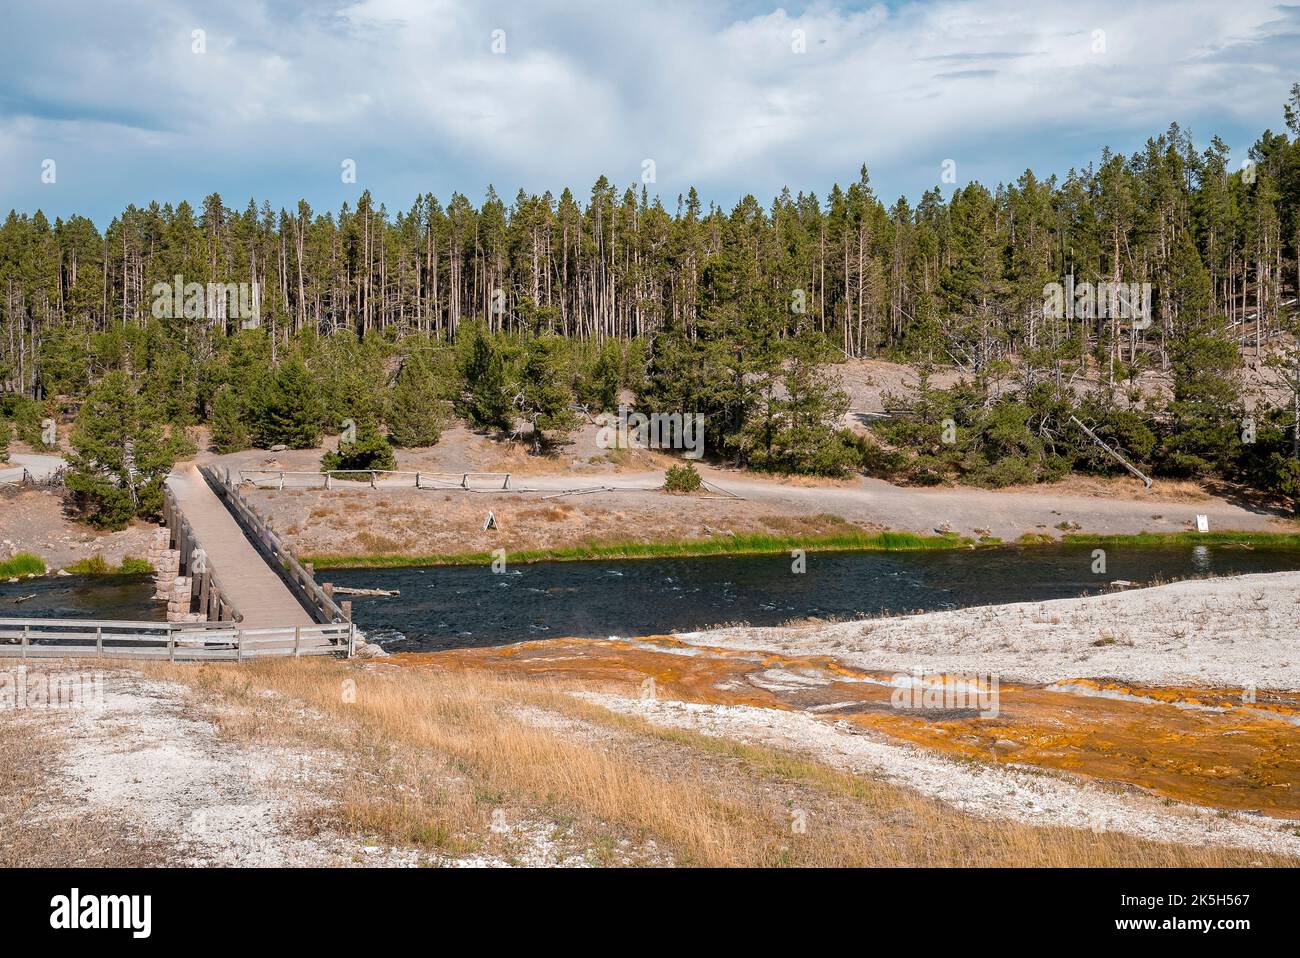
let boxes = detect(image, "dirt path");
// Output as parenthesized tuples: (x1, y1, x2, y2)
(0, 453, 65, 484)
(702, 471, 1286, 538)
(209, 409, 1296, 546)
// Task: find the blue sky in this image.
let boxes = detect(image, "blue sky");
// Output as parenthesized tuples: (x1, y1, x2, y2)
(1, 0, 1297, 226)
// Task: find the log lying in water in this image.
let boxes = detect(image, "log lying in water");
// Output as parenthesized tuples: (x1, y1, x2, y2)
(330, 586, 400, 598)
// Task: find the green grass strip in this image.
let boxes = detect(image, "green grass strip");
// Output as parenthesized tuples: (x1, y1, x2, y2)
(0, 552, 46, 577)
(307, 530, 969, 570)
(56, 555, 154, 575)
(1063, 531, 1300, 548)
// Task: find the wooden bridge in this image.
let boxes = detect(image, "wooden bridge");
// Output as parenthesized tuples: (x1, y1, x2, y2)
(0, 462, 356, 661)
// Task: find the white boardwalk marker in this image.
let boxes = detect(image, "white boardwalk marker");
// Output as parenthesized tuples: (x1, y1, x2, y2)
(484, 511, 498, 531)
(1195, 514, 1209, 533)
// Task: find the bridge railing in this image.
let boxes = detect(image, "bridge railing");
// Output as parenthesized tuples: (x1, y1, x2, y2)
(162, 482, 242, 622)
(0, 617, 353, 661)
(200, 465, 350, 626)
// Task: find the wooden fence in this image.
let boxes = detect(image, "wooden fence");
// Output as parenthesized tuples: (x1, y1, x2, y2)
(237, 468, 512, 491)
(0, 617, 354, 661)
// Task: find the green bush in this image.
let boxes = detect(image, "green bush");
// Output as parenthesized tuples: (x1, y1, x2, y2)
(841, 431, 905, 479)
(972, 455, 1037, 488)
(321, 425, 397, 480)
(664, 461, 703, 493)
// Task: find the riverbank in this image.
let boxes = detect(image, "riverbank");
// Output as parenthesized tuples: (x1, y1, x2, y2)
(230, 448, 1297, 569)
(305, 529, 1300, 570)
(307, 529, 966, 569)
(0, 486, 160, 571)
(678, 568, 1300, 690)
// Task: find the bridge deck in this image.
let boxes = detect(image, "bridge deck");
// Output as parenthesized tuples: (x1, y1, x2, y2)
(166, 465, 314, 629)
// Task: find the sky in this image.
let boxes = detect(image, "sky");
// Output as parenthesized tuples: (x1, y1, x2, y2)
(1, 0, 1297, 226)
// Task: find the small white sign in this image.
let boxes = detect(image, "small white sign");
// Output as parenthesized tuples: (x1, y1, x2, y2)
(483, 511, 498, 531)
(1195, 514, 1209, 533)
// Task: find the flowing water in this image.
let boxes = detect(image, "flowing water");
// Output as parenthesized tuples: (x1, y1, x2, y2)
(322, 542, 1300, 652)
(0, 573, 163, 621)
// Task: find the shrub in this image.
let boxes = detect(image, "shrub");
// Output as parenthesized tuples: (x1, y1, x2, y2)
(972, 455, 1037, 488)
(321, 425, 397, 480)
(841, 430, 906, 479)
(664, 462, 703, 493)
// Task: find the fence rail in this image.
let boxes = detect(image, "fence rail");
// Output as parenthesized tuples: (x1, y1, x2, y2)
(201, 465, 350, 625)
(0, 617, 353, 661)
(238, 468, 512, 491)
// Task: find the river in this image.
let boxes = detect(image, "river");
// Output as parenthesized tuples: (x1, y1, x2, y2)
(321, 542, 1300, 652)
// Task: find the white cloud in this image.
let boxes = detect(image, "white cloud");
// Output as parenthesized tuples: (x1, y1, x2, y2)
(0, 0, 1294, 221)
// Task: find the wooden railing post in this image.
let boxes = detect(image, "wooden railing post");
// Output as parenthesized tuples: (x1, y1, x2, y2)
(294, 625, 301, 657)
(96, 626, 103, 660)
(236, 629, 244, 663)
(21, 625, 28, 661)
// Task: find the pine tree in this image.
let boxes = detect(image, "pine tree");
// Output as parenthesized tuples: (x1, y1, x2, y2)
(209, 384, 250, 454)
(65, 372, 190, 529)
(248, 360, 325, 449)
(517, 335, 577, 450)
(459, 326, 514, 431)
(1161, 230, 1241, 474)
(386, 352, 447, 448)
(742, 334, 856, 475)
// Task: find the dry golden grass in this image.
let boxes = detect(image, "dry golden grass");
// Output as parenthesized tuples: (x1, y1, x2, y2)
(144, 659, 1291, 868)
